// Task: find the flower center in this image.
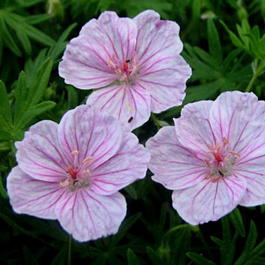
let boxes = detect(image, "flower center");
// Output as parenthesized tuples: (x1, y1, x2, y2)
(205, 138, 240, 182)
(59, 150, 93, 191)
(108, 55, 139, 84)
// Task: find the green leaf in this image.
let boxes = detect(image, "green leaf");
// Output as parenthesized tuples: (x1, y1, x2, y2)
(146, 247, 162, 265)
(48, 23, 77, 60)
(207, 19, 222, 62)
(234, 221, 257, 265)
(125, 184, 138, 200)
(187, 252, 215, 265)
(21, 22, 55, 46)
(0, 80, 12, 124)
(25, 14, 53, 25)
(220, 20, 245, 50)
(0, 17, 21, 56)
(127, 249, 141, 265)
(228, 208, 245, 237)
(16, 29, 31, 54)
(16, 101, 56, 129)
(66, 85, 78, 109)
(0, 175, 7, 199)
(31, 58, 53, 105)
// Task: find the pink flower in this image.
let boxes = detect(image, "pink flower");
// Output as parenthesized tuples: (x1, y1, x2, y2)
(146, 91, 265, 225)
(7, 106, 150, 241)
(59, 10, 191, 130)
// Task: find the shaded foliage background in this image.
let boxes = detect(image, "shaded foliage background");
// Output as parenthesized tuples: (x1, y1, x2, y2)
(0, 0, 265, 264)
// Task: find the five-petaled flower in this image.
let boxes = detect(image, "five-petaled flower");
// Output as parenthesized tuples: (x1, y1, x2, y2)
(59, 10, 191, 130)
(147, 91, 265, 225)
(7, 105, 150, 242)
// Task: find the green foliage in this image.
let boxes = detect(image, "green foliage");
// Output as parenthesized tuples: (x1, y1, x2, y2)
(0, 0, 265, 265)
(0, 53, 55, 142)
(0, 0, 54, 57)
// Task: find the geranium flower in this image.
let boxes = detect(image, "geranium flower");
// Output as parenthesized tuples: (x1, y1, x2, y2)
(146, 91, 265, 225)
(7, 106, 150, 241)
(59, 10, 191, 130)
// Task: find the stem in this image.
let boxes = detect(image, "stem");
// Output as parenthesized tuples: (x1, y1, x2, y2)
(67, 235, 72, 265)
(246, 60, 265, 92)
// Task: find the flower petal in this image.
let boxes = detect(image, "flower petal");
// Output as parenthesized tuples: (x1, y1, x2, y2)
(59, 11, 137, 89)
(86, 84, 151, 130)
(139, 55, 191, 113)
(16, 121, 66, 181)
(235, 138, 265, 206)
(209, 91, 265, 153)
(174, 101, 215, 154)
(238, 170, 265, 207)
(58, 105, 123, 169)
(172, 176, 246, 225)
(134, 10, 183, 66)
(7, 166, 65, 219)
(147, 126, 206, 190)
(56, 190, 126, 242)
(90, 131, 150, 195)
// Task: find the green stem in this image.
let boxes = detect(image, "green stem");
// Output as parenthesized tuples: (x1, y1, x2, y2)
(67, 235, 72, 265)
(246, 60, 265, 92)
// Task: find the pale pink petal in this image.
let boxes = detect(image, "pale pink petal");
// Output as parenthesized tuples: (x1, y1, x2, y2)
(59, 11, 137, 89)
(209, 91, 265, 153)
(86, 84, 151, 130)
(172, 176, 246, 225)
(58, 105, 123, 169)
(146, 126, 206, 190)
(139, 55, 191, 113)
(90, 131, 150, 195)
(174, 101, 216, 154)
(237, 170, 265, 206)
(7, 166, 65, 219)
(15, 121, 67, 182)
(134, 10, 183, 65)
(235, 137, 265, 206)
(56, 190, 126, 242)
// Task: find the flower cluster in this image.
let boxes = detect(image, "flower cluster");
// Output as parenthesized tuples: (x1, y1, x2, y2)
(6, 9, 265, 243)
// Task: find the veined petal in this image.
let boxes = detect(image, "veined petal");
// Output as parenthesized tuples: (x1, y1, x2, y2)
(7, 167, 64, 219)
(134, 10, 183, 66)
(236, 140, 265, 206)
(172, 176, 246, 225)
(59, 11, 138, 89)
(139, 55, 191, 113)
(209, 91, 265, 153)
(16, 121, 66, 182)
(86, 84, 151, 130)
(238, 170, 265, 206)
(90, 131, 150, 195)
(174, 101, 216, 154)
(58, 105, 123, 169)
(147, 126, 205, 190)
(55, 190, 126, 242)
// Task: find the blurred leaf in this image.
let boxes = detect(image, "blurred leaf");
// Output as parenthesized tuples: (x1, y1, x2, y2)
(127, 249, 141, 265)
(207, 19, 222, 62)
(187, 252, 215, 265)
(0, 8, 55, 56)
(228, 208, 245, 237)
(51, 246, 68, 265)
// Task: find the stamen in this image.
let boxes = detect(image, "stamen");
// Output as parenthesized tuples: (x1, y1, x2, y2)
(60, 179, 70, 188)
(71, 150, 79, 167)
(82, 156, 93, 164)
